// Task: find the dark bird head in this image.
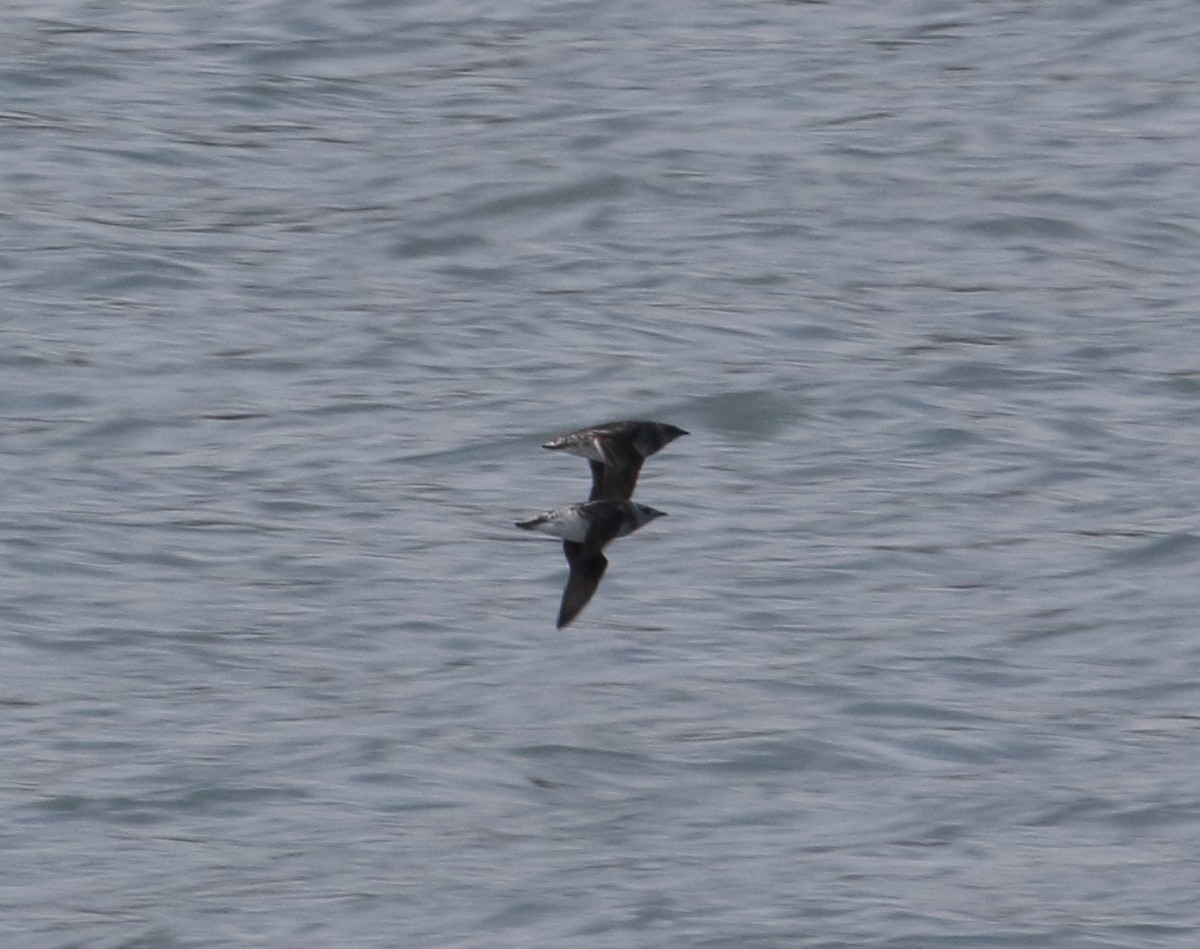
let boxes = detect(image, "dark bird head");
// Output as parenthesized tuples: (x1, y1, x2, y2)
(630, 503, 667, 527)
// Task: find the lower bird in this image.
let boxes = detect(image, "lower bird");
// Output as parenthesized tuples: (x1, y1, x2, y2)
(515, 499, 666, 628)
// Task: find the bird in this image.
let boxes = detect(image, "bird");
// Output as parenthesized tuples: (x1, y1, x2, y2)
(515, 500, 666, 628)
(541, 420, 688, 501)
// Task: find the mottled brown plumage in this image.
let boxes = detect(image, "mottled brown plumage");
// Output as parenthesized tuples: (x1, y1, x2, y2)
(515, 500, 666, 628)
(542, 420, 688, 500)
(518, 420, 686, 627)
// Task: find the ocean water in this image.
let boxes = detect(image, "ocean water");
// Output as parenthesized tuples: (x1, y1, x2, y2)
(4, 0, 1200, 946)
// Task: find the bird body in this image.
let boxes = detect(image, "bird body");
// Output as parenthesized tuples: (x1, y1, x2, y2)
(518, 420, 686, 627)
(542, 420, 688, 501)
(515, 499, 664, 544)
(515, 500, 667, 628)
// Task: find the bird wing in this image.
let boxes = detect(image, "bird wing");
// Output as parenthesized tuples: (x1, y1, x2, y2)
(557, 541, 609, 628)
(587, 455, 643, 501)
(587, 459, 607, 501)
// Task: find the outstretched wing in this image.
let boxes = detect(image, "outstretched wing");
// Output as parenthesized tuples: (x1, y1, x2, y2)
(557, 541, 609, 628)
(587, 456, 644, 501)
(546, 422, 684, 501)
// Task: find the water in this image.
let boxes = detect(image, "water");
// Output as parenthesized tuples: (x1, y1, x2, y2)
(3, 1, 1200, 945)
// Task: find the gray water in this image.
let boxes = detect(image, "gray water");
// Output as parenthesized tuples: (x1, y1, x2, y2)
(4, 1, 1200, 946)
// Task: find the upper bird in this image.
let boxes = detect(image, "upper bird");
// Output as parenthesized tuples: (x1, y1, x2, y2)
(541, 420, 688, 501)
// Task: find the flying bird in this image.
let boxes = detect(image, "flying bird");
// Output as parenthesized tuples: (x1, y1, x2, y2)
(515, 500, 666, 628)
(541, 420, 688, 501)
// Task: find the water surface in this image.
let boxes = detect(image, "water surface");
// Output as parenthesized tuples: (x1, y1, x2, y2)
(3, 1, 1200, 946)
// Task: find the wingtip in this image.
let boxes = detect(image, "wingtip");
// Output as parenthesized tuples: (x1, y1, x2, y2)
(556, 594, 586, 629)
